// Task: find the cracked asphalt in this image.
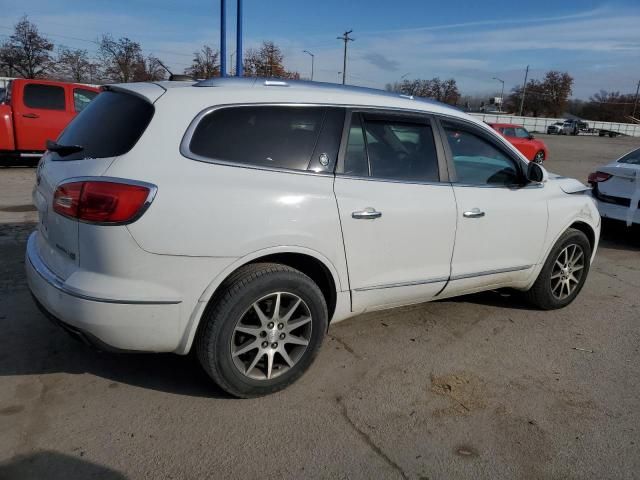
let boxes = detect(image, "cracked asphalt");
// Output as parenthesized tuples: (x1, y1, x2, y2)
(1, 134, 639, 479)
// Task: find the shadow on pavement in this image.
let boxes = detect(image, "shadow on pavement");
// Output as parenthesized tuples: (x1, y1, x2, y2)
(598, 218, 640, 252)
(0, 451, 126, 480)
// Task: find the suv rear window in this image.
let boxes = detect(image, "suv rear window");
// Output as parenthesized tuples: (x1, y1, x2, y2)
(53, 90, 154, 161)
(24, 84, 66, 110)
(188, 106, 326, 171)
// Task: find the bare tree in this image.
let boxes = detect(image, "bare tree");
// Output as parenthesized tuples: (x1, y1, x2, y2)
(242, 41, 299, 79)
(98, 35, 143, 83)
(54, 47, 96, 83)
(387, 77, 460, 105)
(185, 45, 219, 79)
(133, 55, 167, 82)
(0, 16, 54, 78)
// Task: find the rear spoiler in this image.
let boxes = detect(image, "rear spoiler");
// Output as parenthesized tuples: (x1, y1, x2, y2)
(102, 83, 166, 104)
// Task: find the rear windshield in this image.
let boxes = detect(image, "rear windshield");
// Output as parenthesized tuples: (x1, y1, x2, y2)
(52, 90, 154, 161)
(618, 148, 640, 165)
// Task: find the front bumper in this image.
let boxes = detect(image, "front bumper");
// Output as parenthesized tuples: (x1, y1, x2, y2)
(26, 232, 183, 352)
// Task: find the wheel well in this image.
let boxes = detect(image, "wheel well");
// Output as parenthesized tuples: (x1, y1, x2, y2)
(247, 253, 337, 321)
(570, 221, 595, 252)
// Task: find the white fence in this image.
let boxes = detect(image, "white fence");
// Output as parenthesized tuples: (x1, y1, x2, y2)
(469, 113, 640, 137)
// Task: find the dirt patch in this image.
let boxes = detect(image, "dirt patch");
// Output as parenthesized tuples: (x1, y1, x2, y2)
(430, 372, 487, 416)
(0, 205, 36, 213)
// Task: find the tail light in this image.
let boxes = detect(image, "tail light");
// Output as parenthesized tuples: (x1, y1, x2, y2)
(587, 171, 612, 185)
(53, 180, 154, 224)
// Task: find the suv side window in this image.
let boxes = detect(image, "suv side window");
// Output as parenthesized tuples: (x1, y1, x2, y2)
(23, 84, 66, 110)
(342, 112, 440, 182)
(188, 106, 327, 171)
(442, 120, 522, 186)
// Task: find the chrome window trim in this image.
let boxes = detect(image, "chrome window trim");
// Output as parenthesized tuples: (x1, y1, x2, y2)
(27, 233, 181, 305)
(53, 176, 158, 226)
(180, 102, 468, 179)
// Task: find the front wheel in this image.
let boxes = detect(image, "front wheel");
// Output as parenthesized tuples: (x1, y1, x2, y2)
(524, 228, 591, 310)
(196, 263, 328, 398)
(533, 150, 545, 163)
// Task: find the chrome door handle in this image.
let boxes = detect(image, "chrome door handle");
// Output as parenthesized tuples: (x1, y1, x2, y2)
(352, 207, 382, 220)
(463, 208, 485, 218)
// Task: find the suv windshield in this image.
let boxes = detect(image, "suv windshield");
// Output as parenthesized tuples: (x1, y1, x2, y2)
(618, 147, 640, 165)
(52, 90, 154, 161)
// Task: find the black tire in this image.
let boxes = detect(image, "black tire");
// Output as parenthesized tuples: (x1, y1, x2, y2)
(534, 150, 545, 163)
(196, 262, 328, 398)
(524, 228, 591, 310)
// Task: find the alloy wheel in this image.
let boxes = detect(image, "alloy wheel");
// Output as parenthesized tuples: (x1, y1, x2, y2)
(534, 151, 545, 163)
(550, 243, 585, 300)
(230, 292, 312, 380)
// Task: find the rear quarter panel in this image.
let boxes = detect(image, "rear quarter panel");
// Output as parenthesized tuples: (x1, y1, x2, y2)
(0, 104, 15, 151)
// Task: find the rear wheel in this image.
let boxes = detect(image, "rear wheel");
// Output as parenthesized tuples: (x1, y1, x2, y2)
(196, 263, 328, 398)
(524, 228, 591, 310)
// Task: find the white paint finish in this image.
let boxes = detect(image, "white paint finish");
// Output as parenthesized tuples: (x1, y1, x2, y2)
(334, 178, 456, 310)
(446, 185, 548, 293)
(25, 79, 603, 354)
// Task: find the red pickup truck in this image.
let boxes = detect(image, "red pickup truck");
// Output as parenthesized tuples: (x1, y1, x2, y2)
(0, 79, 100, 165)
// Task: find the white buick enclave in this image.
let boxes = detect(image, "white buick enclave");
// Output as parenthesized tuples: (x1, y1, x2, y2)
(27, 78, 600, 397)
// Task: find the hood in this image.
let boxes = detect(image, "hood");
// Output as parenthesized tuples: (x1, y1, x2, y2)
(547, 173, 589, 194)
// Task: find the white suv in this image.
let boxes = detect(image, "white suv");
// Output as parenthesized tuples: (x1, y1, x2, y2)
(27, 78, 600, 397)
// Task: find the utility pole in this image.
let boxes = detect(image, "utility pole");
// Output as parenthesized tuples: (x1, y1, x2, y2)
(493, 77, 505, 112)
(632, 79, 640, 119)
(337, 30, 354, 85)
(303, 50, 314, 81)
(236, 0, 243, 77)
(518, 65, 529, 116)
(220, 0, 227, 76)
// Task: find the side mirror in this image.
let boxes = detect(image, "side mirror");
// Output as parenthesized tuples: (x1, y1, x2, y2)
(527, 161, 548, 183)
(528, 134, 535, 140)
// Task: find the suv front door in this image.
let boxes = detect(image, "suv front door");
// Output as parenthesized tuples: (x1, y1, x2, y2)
(334, 111, 457, 311)
(438, 118, 548, 296)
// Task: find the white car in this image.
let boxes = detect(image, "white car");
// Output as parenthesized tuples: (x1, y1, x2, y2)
(26, 78, 600, 397)
(588, 147, 640, 225)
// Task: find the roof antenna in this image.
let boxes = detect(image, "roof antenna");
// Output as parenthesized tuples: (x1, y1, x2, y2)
(157, 59, 194, 81)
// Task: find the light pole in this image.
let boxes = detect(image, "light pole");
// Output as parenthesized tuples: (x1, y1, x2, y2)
(303, 50, 315, 81)
(493, 77, 505, 112)
(519, 65, 529, 116)
(337, 30, 354, 85)
(632, 79, 640, 119)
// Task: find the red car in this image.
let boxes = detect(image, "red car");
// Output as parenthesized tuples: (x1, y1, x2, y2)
(0, 78, 99, 165)
(488, 123, 548, 163)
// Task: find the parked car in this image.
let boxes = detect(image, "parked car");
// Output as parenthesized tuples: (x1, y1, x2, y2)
(488, 123, 548, 163)
(0, 78, 99, 166)
(26, 79, 600, 397)
(588, 146, 640, 226)
(547, 122, 566, 135)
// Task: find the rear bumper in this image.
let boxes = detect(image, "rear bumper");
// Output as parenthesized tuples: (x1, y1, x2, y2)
(26, 231, 183, 352)
(591, 196, 640, 225)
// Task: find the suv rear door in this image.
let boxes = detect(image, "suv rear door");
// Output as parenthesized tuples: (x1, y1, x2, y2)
(334, 110, 456, 311)
(14, 81, 73, 151)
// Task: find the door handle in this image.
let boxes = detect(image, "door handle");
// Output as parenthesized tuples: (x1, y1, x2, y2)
(352, 207, 382, 220)
(22, 113, 40, 119)
(463, 208, 485, 218)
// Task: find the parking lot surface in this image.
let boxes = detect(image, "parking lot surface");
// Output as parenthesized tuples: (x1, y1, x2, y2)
(1, 134, 639, 480)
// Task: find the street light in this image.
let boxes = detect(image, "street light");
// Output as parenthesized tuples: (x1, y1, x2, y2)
(493, 77, 505, 112)
(303, 50, 315, 81)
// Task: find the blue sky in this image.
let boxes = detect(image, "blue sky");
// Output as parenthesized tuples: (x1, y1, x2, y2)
(1, 0, 639, 98)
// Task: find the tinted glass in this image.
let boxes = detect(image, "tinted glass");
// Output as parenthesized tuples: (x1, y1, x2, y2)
(618, 147, 640, 165)
(502, 127, 516, 137)
(24, 84, 65, 110)
(53, 91, 154, 161)
(74, 88, 98, 112)
(362, 116, 439, 182)
(443, 122, 520, 186)
(514, 127, 530, 138)
(343, 114, 369, 176)
(189, 106, 326, 171)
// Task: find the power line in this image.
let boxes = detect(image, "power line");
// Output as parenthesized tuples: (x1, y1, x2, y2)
(336, 30, 354, 85)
